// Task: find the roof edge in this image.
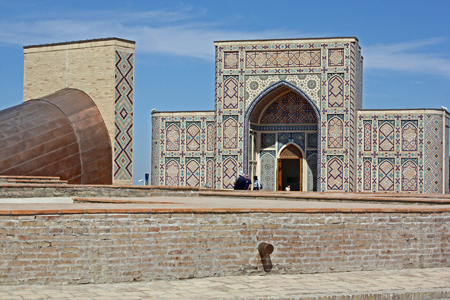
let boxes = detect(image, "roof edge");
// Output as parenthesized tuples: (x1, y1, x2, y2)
(214, 37, 359, 46)
(24, 37, 135, 49)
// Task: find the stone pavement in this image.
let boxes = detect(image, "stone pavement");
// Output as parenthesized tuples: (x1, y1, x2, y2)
(0, 268, 449, 299)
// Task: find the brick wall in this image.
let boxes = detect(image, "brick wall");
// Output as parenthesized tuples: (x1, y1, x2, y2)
(0, 210, 448, 284)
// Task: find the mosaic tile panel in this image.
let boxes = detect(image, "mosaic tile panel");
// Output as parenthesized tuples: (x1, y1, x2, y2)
(260, 91, 317, 124)
(260, 151, 276, 191)
(186, 122, 201, 151)
(378, 158, 394, 191)
(306, 152, 318, 191)
(206, 159, 214, 189)
(327, 156, 343, 190)
(244, 74, 321, 110)
(166, 123, 180, 151)
(402, 159, 418, 191)
(278, 132, 305, 152)
(307, 133, 318, 148)
(224, 52, 239, 69)
(402, 121, 418, 152)
(114, 51, 134, 182)
(245, 50, 321, 69)
(186, 158, 200, 187)
(223, 116, 238, 149)
(327, 74, 344, 107)
(207, 123, 215, 151)
(328, 49, 344, 67)
(379, 121, 395, 151)
(222, 155, 238, 189)
(165, 158, 180, 186)
(327, 116, 344, 148)
(363, 121, 372, 152)
(151, 113, 214, 187)
(261, 133, 276, 149)
(223, 77, 238, 109)
(424, 115, 443, 193)
(363, 158, 371, 191)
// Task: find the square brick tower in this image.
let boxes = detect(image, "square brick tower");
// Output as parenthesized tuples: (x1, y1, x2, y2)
(23, 38, 135, 185)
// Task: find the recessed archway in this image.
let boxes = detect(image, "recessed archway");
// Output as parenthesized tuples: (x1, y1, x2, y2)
(243, 81, 321, 191)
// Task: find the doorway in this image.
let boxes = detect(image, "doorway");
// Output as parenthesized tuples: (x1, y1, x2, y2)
(277, 144, 303, 191)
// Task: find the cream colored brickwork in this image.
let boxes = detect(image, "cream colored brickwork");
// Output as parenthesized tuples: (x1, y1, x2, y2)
(23, 38, 135, 185)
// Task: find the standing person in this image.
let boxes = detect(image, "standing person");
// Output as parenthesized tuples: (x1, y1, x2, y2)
(285, 185, 291, 191)
(233, 171, 246, 190)
(253, 176, 262, 190)
(244, 174, 252, 190)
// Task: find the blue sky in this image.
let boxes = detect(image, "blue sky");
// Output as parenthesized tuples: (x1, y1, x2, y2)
(0, 0, 449, 183)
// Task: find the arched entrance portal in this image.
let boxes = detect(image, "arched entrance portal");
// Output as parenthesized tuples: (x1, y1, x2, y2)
(244, 81, 320, 191)
(278, 144, 303, 191)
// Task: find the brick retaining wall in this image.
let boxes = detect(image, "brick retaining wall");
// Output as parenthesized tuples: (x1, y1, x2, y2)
(0, 209, 448, 284)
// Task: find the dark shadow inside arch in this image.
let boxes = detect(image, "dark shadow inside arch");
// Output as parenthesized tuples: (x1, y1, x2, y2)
(243, 81, 321, 191)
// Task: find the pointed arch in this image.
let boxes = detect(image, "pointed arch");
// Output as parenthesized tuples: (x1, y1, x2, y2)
(243, 81, 321, 189)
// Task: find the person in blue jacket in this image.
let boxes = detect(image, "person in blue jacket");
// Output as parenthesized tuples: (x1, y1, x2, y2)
(233, 171, 246, 190)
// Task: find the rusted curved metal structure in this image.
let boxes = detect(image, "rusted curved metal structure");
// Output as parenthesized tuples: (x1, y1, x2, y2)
(0, 88, 112, 184)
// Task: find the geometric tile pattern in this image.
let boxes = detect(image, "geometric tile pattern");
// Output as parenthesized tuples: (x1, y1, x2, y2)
(222, 156, 238, 189)
(224, 52, 239, 69)
(378, 158, 394, 191)
(186, 123, 201, 151)
(165, 159, 180, 186)
(114, 51, 134, 182)
(363, 159, 371, 191)
(151, 113, 215, 188)
(306, 152, 318, 191)
(402, 121, 418, 151)
(328, 49, 344, 67)
(244, 74, 321, 110)
(278, 132, 305, 152)
(379, 121, 395, 151)
(402, 159, 418, 191)
(356, 111, 446, 194)
(245, 50, 321, 68)
(223, 77, 238, 109)
(260, 91, 317, 124)
(424, 115, 443, 193)
(261, 133, 276, 149)
(207, 123, 215, 151)
(327, 156, 343, 190)
(206, 159, 215, 189)
(364, 121, 372, 152)
(166, 123, 181, 151)
(260, 151, 276, 191)
(186, 158, 200, 187)
(327, 116, 344, 148)
(328, 75, 344, 107)
(223, 116, 238, 149)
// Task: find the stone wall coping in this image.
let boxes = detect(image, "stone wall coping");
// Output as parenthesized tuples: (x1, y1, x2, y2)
(1, 206, 449, 216)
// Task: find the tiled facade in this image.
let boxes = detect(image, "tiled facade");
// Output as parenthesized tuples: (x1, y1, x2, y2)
(151, 37, 449, 193)
(356, 110, 449, 194)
